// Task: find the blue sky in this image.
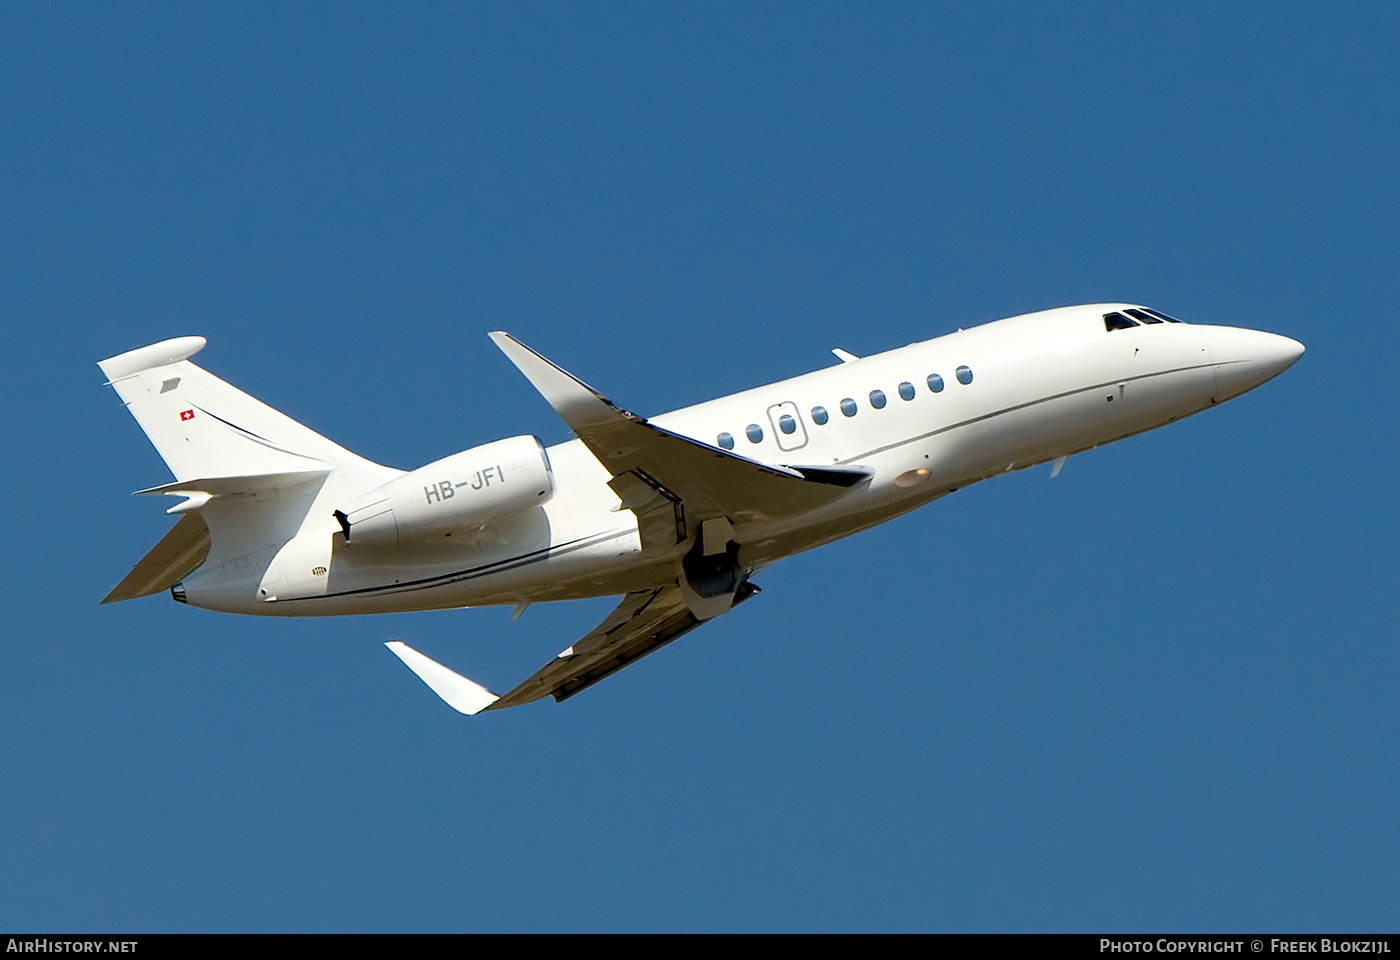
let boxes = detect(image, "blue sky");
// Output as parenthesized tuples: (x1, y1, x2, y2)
(1, 2, 1395, 932)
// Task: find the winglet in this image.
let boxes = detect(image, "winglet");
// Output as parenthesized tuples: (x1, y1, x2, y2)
(488, 331, 627, 434)
(385, 641, 499, 715)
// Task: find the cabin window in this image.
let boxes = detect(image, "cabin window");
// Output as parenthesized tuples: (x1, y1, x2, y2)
(927, 373, 944, 393)
(811, 405, 829, 425)
(840, 398, 858, 417)
(745, 423, 764, 443)
(869, 389, 887, 409)
(1103, 312, 1139, 331)
(717, 432, 735, 450)
(778, 413, 797, 435)
(898, 381, 915, 401)
(956, 365, 974, 385)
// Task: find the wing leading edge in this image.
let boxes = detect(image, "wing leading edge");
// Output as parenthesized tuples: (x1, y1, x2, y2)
(488, 332, 869, 550)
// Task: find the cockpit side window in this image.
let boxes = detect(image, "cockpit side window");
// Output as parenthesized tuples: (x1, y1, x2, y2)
(1125, 308, 1163, 324)
(1142, 308, 1185, 323)
(1104, 312, 1139, 331)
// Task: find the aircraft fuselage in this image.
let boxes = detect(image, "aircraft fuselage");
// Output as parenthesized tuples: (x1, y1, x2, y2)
(175, 303, 1302, 617)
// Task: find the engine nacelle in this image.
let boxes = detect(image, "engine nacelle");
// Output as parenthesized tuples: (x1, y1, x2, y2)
(337, 435, 554, 546)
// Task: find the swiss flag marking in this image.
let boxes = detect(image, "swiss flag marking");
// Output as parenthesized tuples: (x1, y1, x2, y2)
(180, 409, 195, 421)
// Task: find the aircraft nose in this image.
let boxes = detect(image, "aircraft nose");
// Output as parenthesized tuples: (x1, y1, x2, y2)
(1207, 327, 1305, 402)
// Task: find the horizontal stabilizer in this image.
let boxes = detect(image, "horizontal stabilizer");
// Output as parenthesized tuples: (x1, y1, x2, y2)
(385, 641, 500, 715)
(103, 512, 210, 603)
(135, 467, 331, 499)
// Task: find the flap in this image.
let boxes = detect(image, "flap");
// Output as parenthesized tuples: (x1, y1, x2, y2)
(485, 581, 758, 710)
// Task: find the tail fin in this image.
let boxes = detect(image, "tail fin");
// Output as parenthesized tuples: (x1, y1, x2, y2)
(100, 337, 402, 606)
(98, 336, 380, 483)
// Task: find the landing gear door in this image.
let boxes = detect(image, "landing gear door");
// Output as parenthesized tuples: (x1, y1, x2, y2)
(766, 402, 809, 452)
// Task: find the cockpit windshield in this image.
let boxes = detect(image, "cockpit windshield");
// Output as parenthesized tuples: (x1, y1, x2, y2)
(1103, 306, 1187, 331)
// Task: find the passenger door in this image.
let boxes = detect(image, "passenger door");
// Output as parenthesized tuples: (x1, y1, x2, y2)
(766, 401, 809, 453)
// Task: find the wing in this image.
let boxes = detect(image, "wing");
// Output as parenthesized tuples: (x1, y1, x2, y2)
(488, 580, 758, 709)
(488, 332, 869, 550)
(386, 581, 759, 713)
(387, 333, 838, 713)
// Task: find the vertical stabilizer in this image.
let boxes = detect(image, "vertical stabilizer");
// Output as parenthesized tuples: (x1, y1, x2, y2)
(98, 337, 386, 485)
(100, 338, 402, 604)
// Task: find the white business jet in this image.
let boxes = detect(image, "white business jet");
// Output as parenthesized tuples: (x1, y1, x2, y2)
(99, 304, 1303, 713)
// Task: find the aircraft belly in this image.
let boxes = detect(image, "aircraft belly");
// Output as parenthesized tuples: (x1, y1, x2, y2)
(247, 354, 1222, 615)
(739, 489, 951, 567)
(192, 528, 650, 616)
